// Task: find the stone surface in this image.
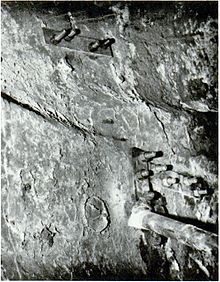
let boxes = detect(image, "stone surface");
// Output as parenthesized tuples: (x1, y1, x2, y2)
(1, 98, 146, 280)
(84, 196, 110, 233)
(1, 1, 218, 280)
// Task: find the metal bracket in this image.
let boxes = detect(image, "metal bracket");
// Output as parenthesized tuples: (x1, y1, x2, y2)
(43, 28, 114, 57)
(42, 12, 116, 57)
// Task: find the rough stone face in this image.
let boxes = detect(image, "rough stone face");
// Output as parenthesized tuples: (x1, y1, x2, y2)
(84, 196, 110, 233)
(1, 98, 146, 280)
(1, 1, 218, 280)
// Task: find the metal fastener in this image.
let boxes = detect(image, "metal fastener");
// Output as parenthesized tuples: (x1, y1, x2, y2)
(51, 29, 71, 45)
(65, 28, 81, 41)
(88, 40, 101, 52)
(101, 38, 115, 49)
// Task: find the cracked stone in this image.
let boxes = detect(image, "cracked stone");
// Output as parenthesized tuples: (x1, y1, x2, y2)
(1, 1, 218, 281)
(84, 196, 110, 233)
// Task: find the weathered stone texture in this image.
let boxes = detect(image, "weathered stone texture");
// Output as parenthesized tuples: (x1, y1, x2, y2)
(2, 98, 146, 280)
(1, 1, 218, 280)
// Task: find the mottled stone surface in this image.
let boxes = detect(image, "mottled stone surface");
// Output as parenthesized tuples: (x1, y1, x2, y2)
(1, 98, 146, 280)
(1, 1, 218, 280)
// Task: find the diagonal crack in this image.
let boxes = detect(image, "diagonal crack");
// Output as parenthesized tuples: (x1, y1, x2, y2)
(146, 102, 175, 154)
(1, 91, 89, 137)
(1, 91, 47, 120)
(153, 111, 176, 155)
(1, 92, 128, 142)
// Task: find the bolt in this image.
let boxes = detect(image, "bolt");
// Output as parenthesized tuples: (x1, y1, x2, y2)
(65, 28, 81, 41)
(88, 38, 116, 52)
(143, 151, 163, 161)
(144, 152, 157, 160)
(150, 163, 171, 173)
(88, 40, 101, 52)
(183, 177, 198, 186)
(136, 170, 153, 180)
(51, 29, 71, 45)
(162, 177, 177, 187)
(193, 188, 207, 198)
(67, 12, 75, 27)
(100, 38, 115, 49)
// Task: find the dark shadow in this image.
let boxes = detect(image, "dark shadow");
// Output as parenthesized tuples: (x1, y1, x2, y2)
(155, 211, 218, 234)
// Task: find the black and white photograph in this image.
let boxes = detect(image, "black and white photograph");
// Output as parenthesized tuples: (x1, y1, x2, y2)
(1, 0, 218, 280)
